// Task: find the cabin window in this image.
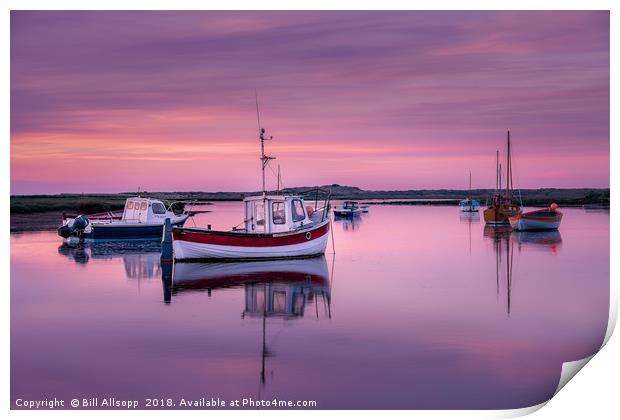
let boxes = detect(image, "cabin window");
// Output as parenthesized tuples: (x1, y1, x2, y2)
(291, 200, 305, 222)
(140, 202, 147, 210)
(152, 202, 166, 215)
(255, 203, 265, 226)
(127, 201, 134, 209)
(272, 202, 286, 224)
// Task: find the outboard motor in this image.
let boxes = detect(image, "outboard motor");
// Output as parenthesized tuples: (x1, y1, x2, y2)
(57, 214, 89, 238)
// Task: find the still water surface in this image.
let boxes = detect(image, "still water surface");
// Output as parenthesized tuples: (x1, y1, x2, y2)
(11, 204, 609, 409)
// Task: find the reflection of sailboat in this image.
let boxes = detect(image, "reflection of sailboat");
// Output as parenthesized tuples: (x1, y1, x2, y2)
(460, 212, 480, 254)
(484, 226, 515, 316)
(511, 230, 562, 255)
(168, 256, 332, 390)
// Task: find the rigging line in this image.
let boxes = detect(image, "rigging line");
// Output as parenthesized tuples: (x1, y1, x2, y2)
(266, 161, 285, 191)
(254, 88, 261, 135)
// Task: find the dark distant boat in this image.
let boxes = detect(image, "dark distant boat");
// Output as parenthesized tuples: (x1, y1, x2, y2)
(509, 204, 563, 231)
(459, 171, 480, 212)
(483, 131, 521, 225)
(333, 201, 363, 217)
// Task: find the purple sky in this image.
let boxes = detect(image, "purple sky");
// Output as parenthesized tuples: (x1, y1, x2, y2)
(10, 11, 609, 194)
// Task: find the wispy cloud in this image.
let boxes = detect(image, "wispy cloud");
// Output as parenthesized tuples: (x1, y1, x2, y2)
(10, 11, 609, 193)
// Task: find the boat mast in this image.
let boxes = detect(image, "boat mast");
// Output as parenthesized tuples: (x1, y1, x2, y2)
(505, 130, 511, 203)
(256, 92, 274, 197)
(499, 163, 502, 191)
(468, 170, 472, 200)
(495, 150, 499, 193)
(255, 90, 274, 232)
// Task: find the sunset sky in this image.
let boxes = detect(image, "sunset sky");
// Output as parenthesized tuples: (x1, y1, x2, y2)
(10, 11, 609, 194)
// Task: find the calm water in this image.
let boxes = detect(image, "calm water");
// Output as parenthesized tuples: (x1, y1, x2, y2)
(11, 204, 609, 409)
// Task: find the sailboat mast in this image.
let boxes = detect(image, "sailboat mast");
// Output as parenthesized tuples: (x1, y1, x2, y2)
(495, 150, 499, 192)
(499, 163, 502, 191)
(505, 130, 511, 202)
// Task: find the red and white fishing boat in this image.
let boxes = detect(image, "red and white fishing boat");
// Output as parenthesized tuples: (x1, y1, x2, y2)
(509, 203, 563, 231)
(172, 119, 331, 261)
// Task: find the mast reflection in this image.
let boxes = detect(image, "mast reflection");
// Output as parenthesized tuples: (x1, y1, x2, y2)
(484, 226, 514, 316)
(168, 256, 332, 390)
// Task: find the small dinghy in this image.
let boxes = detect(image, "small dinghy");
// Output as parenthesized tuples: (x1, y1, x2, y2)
(58, 197, 190, 240)
(509, 203, 563, 231)
(172, 120, 332, 261)
(333, 201, 362, 217)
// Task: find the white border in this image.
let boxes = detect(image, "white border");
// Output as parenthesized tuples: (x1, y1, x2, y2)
(3, 1, 616, 420)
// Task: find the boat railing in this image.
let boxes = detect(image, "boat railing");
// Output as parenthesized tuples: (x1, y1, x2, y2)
(296, 187, 332, 222)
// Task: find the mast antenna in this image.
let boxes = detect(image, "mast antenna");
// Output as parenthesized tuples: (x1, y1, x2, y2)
(254, 90, 274, 197)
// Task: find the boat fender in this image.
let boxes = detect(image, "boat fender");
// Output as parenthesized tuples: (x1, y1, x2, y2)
(306, 206, 315, 217)
(306, 232, 312, 240)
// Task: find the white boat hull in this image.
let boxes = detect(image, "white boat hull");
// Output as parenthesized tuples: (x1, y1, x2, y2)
(510, 218, 561, 231)
(172, 221, 330, 261)
(174, 235, 328, 260)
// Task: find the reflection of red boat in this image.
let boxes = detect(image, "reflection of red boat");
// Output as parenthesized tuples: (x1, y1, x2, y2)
(173, 257, 329, 291)
(171, 257, 331, 321)
(511, 230, 562, 255)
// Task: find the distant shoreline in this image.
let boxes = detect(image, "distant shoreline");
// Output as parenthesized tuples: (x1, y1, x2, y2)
(10, 186, 609, 232)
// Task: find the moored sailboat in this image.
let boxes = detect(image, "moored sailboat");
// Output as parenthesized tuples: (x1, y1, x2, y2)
(459, 171, 480, 212)
(483, 131, 521, 225)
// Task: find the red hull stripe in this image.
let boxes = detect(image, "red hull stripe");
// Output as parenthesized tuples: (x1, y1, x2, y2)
(173, 222, 330, 247)
(174, 272, 328, 291)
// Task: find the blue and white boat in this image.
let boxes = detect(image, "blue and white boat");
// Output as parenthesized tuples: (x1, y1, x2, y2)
(459, 171, 480, 212)
(459, 199, 480, 212)
(58, 197, 190, 240)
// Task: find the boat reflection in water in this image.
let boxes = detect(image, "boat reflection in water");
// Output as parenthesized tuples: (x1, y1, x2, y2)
(58, 239, 162, 279)
(166, 256, 332, 387)
(484, 225, 515, 316)
(512, 230, 563, 255)
(484, 226, 564, 316)
(460, 211, 480, 254)
(333, 214, 363, 232)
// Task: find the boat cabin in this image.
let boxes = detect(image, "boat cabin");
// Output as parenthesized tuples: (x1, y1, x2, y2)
(121, 197, 172, 224)
(243, 195, 313, 234)
(343, 201, 359, 209)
